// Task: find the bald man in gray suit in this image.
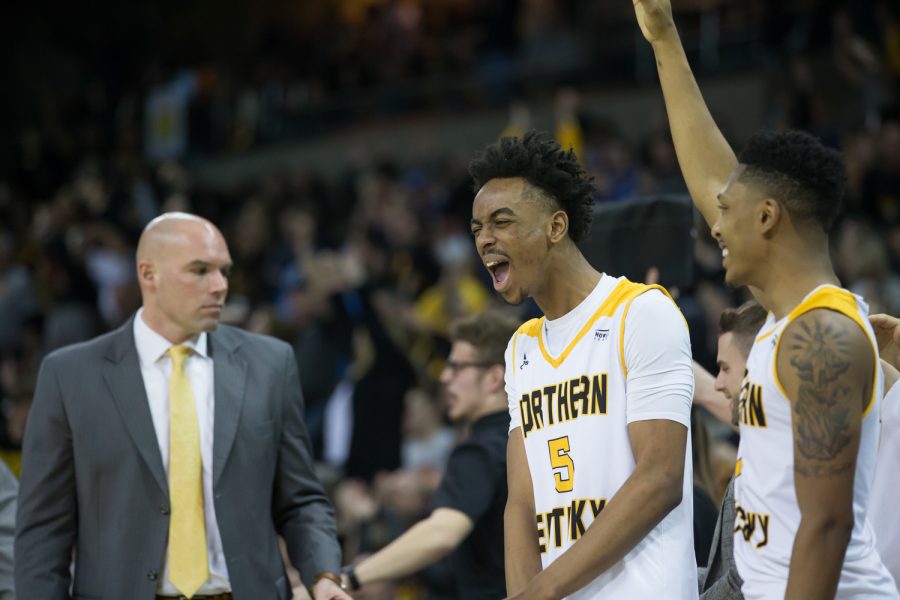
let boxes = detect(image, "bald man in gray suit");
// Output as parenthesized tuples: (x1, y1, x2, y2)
(15, 214, 350, 600)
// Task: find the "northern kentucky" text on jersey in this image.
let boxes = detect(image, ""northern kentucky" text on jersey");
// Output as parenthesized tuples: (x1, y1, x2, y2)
(536, 497, 607, 553)
(520, 373, 608, 438)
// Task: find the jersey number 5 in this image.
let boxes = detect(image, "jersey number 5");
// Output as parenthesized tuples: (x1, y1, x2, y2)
(548, 436, 575, 493)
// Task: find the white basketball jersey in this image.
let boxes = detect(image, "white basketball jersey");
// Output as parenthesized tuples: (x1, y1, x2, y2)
(734, 285, 898, 599)
(505, 276, 697, 599)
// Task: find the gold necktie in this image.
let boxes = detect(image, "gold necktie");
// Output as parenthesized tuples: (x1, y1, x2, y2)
(167, 345, 208, 597)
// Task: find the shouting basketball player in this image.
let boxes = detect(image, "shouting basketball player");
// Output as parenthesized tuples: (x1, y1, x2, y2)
(469, 131, 697, 599)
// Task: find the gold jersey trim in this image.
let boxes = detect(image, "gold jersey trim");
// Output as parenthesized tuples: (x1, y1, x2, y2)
(772, 285, 879, 416)
(534, 279, 638, 369)
(512, 279, 683, 376)
(511, 318, 542, 371)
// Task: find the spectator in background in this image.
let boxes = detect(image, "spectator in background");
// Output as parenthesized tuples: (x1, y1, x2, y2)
(0, 230, 37, 358)
(861, 114, 900, 234)
(34, 236, 103, 358)
(835, 218, 900, 315)
(400, 386, 456, 473)
(341, 310, 519, 599)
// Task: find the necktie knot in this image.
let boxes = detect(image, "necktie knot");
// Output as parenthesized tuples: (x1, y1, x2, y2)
(168, 345, 192, 370)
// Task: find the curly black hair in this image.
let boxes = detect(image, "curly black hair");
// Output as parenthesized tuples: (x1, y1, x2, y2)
(468, 130, 596, 243)
(738, 130, 847, 232)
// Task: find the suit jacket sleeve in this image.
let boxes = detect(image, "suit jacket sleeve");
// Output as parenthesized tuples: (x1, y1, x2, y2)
(273, 346, 342, 585)
(0, 460, 17, 600)
(15, 356, 76, 599)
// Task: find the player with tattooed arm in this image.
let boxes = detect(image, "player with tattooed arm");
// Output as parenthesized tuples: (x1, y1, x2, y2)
(632, 0, 898, 598)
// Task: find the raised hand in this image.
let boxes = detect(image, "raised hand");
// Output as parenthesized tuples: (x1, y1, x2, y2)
(632, 0, 677, 45)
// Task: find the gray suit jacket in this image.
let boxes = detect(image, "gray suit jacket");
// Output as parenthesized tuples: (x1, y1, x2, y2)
(699, 477, 743, 600)
(0, 460, 16, 600)
(15, 318, 341, 600)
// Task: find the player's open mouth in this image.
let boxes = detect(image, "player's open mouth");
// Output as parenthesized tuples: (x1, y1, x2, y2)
(485, 258, 511, 290)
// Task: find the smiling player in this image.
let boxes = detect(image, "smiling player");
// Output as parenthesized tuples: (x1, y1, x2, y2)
(469, 131, 697, 599)
(633, 0, 898, 598)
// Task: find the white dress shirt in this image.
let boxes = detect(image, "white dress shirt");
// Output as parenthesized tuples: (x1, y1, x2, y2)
(134, 309, 231, 595)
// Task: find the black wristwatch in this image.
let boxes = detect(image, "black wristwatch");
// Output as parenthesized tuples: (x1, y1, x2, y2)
(341, 565, 361, 591)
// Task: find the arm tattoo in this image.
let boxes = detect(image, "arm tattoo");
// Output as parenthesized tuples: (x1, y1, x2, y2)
(785, 316, 859, 478)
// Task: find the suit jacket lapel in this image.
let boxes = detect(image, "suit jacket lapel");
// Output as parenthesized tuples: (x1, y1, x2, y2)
(210, 329, 247, 486)
(102, 318, 169, 497)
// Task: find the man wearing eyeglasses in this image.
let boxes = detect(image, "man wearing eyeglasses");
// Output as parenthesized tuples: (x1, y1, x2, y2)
(340, 310, 520, 599)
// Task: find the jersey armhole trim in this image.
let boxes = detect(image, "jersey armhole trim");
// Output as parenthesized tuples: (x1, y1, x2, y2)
(511, 331, 519, 376)
(772, 299, 878, 416)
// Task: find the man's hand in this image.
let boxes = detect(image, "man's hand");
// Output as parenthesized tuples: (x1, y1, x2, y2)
(870, 313, 900, 369)
(633, 0, 677, 44)
(312, 578, 352, 600)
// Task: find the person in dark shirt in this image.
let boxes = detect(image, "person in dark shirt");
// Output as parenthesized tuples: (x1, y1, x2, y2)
(340, 310, 519, 599)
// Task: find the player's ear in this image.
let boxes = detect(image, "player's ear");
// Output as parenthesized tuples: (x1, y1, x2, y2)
(548, 210, 568, 244)
(758, 198, 780, 237)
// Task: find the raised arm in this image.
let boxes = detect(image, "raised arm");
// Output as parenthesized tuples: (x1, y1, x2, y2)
(776, 309, 873, 600)
(505, 429, 543, 595)
(632, 0, 739, 227)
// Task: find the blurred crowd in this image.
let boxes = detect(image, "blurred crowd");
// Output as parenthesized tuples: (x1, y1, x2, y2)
(2, 0, 900, 597)
(8, 0, 900, 160)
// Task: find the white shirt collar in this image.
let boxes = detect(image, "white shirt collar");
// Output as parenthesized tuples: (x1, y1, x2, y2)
(133, 307, 209, 367)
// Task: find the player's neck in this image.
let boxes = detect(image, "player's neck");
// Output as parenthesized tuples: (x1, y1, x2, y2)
(754, 239, 839, 321)
(535, 247, 601, 320)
